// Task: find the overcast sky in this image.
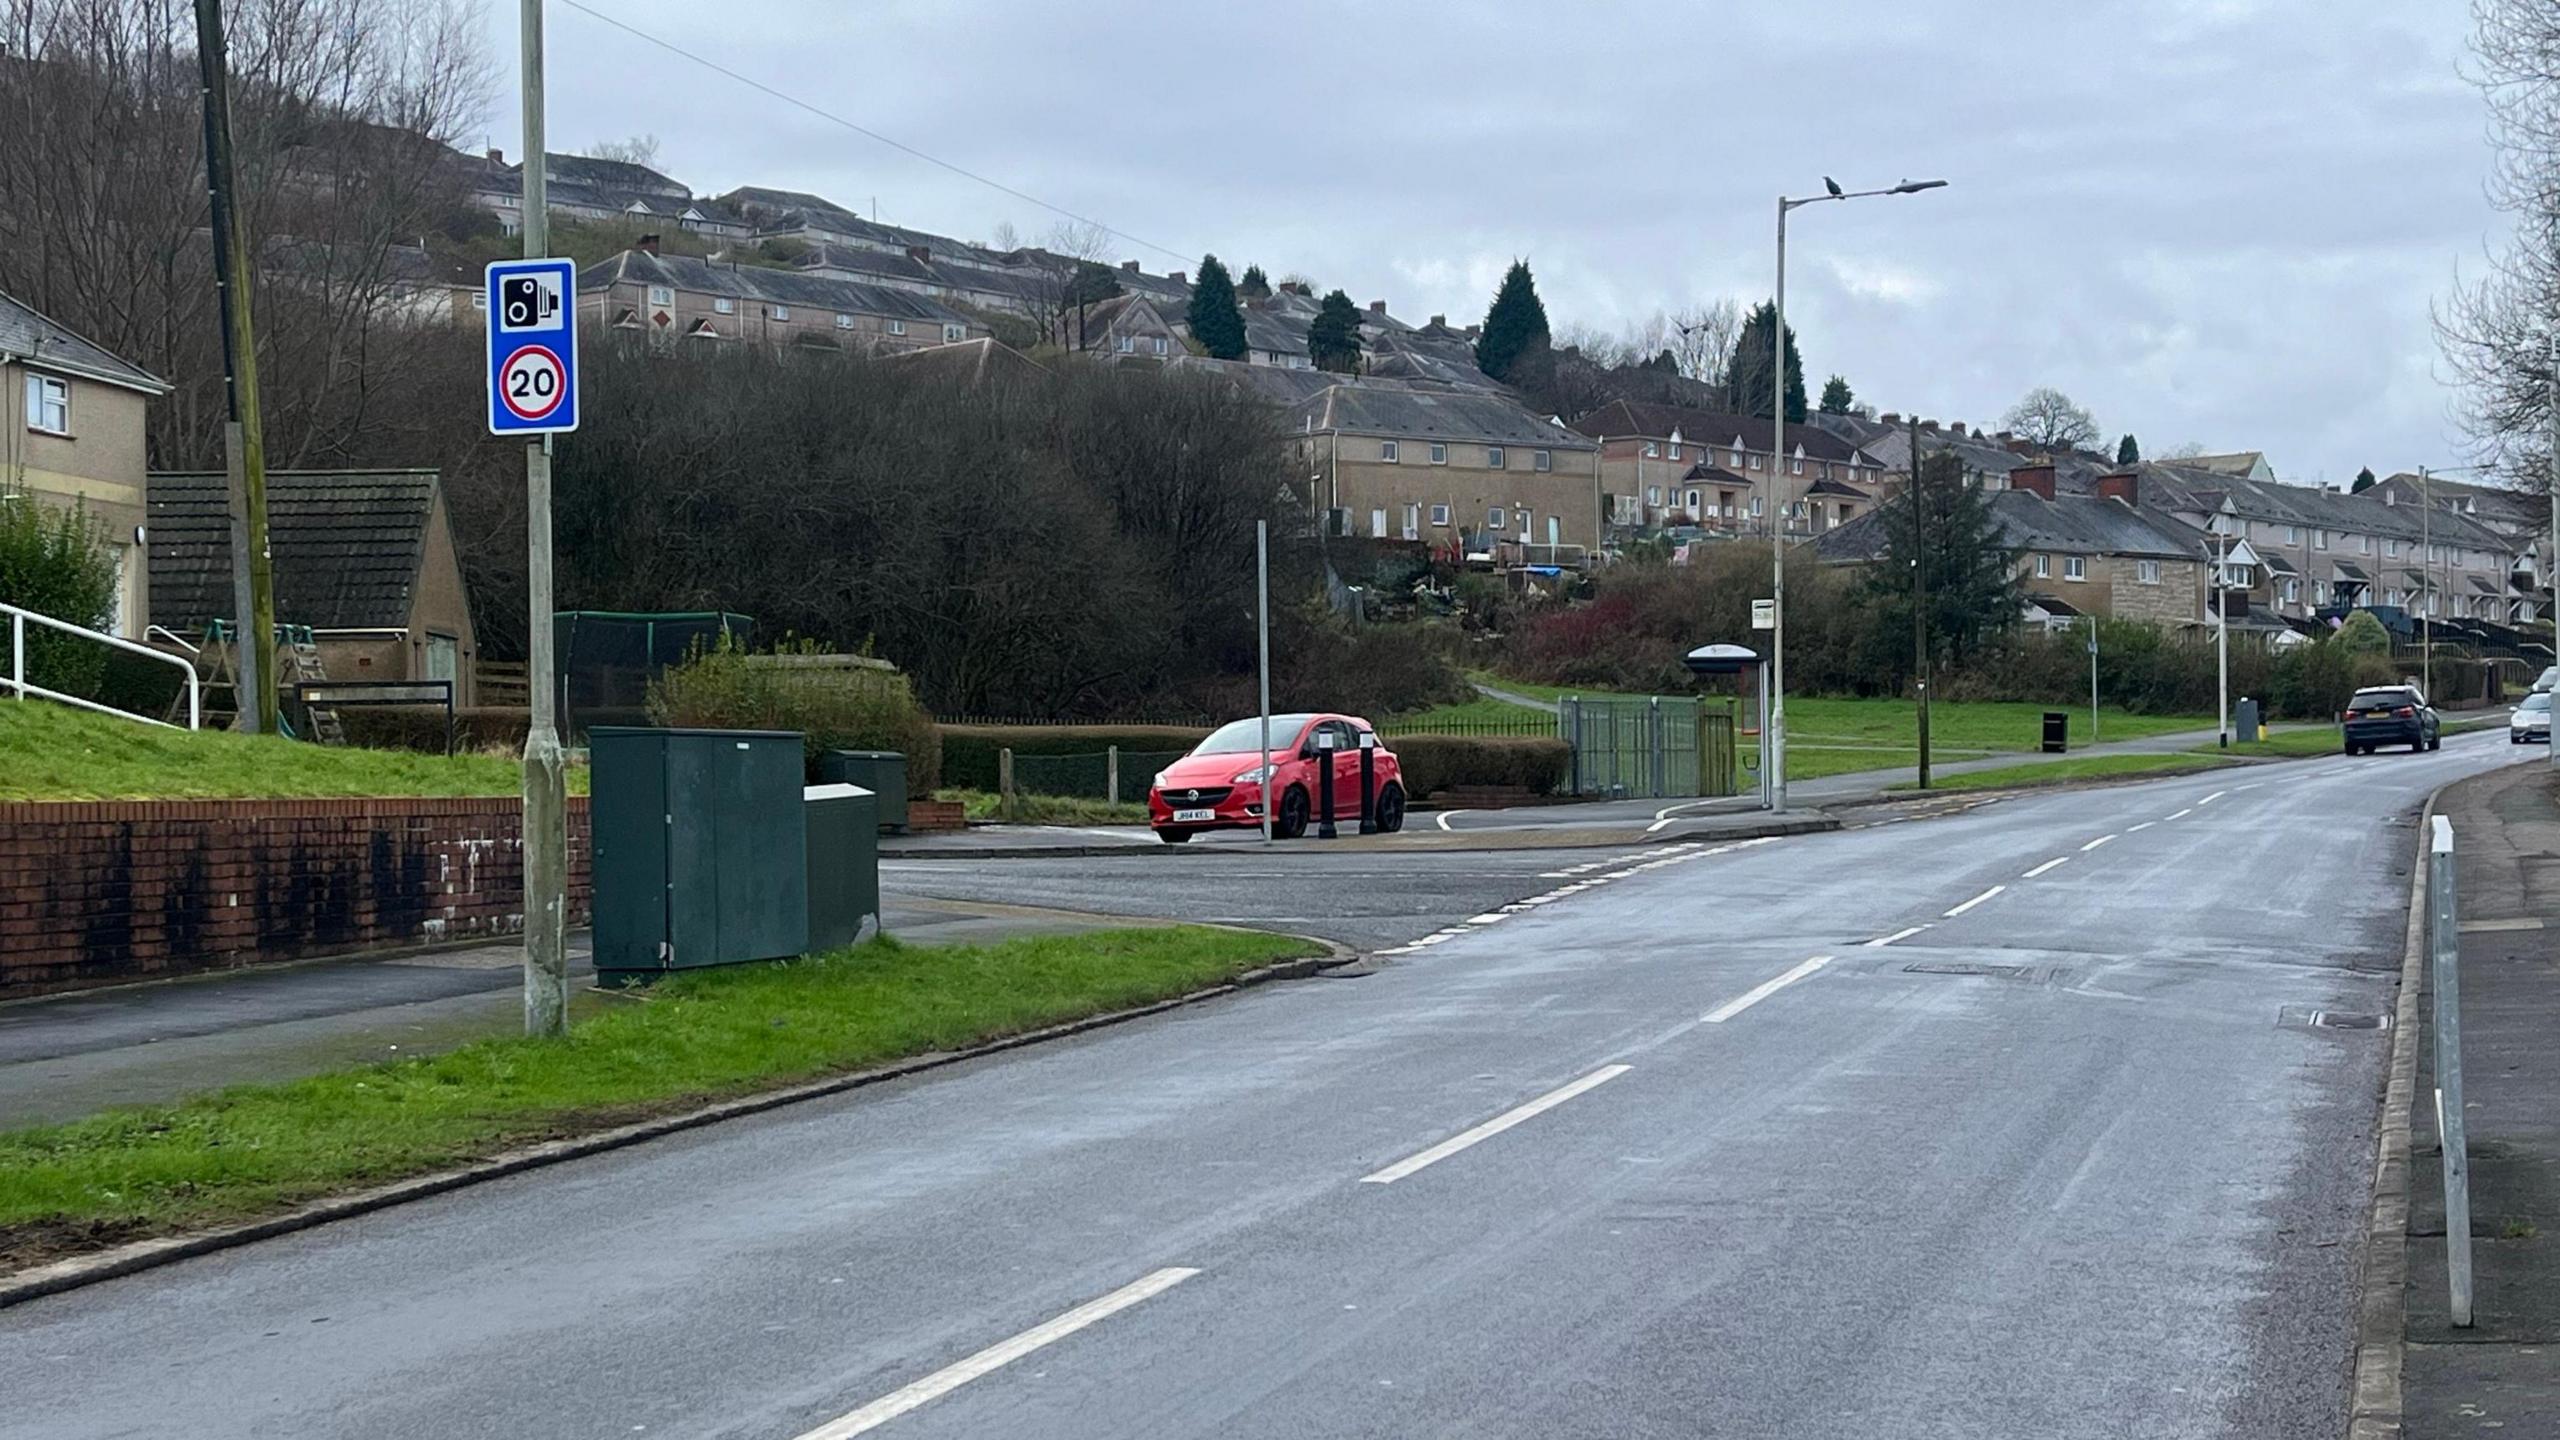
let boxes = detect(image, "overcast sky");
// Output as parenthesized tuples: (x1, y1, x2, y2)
(484, 0, 2499, 484)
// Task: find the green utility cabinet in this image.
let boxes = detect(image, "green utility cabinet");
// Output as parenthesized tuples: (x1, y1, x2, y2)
(803, 783, 881, 950)
(817, 750, 909, 833)
(591, 727, 809, 985)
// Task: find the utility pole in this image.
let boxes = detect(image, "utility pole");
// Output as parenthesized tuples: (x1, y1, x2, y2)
(1768, 200, 1791, 813)
(1257, 519, 1272, 845)
(2089, 613, 2100, 744)
(1909, 413, 1930, 789)
(192, 0, 277, 735)
(2421, 465, 2434, 698)
(2216, 514, 2231, 748)
(2549, 331, 2558, 769)
(519, 0, 569, 1037)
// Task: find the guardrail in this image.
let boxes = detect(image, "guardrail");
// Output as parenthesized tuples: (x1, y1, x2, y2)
(5, 599, 201, 730)
(2429, 813, 2475, 1327)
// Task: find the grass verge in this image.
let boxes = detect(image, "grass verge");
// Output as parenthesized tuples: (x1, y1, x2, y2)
(1892, 753, 2235, 792)
(0, 927, 1319, 1267)
(0, 700, 588, 801)
(941, 788, 1151, 825)
(2195, 726, 2346, 759)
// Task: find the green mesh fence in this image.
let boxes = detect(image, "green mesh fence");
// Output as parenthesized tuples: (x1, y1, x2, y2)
(1009, 750, 1191, 800)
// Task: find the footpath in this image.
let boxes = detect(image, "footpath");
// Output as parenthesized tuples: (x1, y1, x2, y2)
(2403, 760, 2560, 1436)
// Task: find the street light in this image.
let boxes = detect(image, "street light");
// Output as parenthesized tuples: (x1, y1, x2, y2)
(1769, 176, 1947, 811)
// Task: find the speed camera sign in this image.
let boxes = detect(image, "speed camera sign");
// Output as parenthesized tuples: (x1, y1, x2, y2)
(484, 258, 579, 435)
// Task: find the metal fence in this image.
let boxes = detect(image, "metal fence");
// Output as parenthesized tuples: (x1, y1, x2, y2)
(1377, 717, 1559, 739)
(1559, 695, 1723, 798)
(1008, 749, 1191, 802)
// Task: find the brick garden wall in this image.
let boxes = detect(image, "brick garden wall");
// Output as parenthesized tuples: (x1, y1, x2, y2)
(0, 797, 592, 1000)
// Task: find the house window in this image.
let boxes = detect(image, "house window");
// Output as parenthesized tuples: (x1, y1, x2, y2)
(1750, 496, 1764, 517)
(1429, 503, 1451, 527)
(1747, 454, 1762, 470)
(1487, 507, 1506, 530)
(1668, 443, 1682, 461)
(770, 305, 791, 320)
(713, 297, 736, 315)
(1429, 443, 1447, 465)
(1730, 448, 1744, 466)
(1116, 335, 1135, 353)
(1644, 441, 1660, 458)
(2386, 538, 2400, 558)
(2137, 559, 2161, 585)
(887, 318, 907, 336)
(471, 291, 488, 311)
(836, 313, 857, 330)
(2064, 555, 2088, 581)
(1150, 336, 1168, 355)
(2284, 525, 2300, 544)
(647, 285, 673, 306)
(2033, 554, 2051, 578)
(2314, 580, 2329, 605)
(1646, 486, 1661, 505)
(1381, 440, 1399, 463)
(23, 374, 68, 435)
(2358, 534, 2371, 554)
(2282, 577, 2301, 604)
(1790, 457, 1804, 475)
(1534, 449, 1552, 472)
(1487, 446, 1506, 469)
(2314, 529, 2329, 551)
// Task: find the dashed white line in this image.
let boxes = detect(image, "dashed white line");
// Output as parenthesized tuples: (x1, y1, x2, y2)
(1360, 1065, 1632, 1184)
(2127, 821, 2156, 832)
(2197, 790, 2228, 806)
(1945, 885, 2006, 917)
(793, 1267, 1202, 1438)
(1704, 956, 1834, 1022)
(2080, 834, 2116, 852)
(2165, 808, 2194, 821)
(1865, 925, 1928, 948)
(2024, 857, 2070, 879)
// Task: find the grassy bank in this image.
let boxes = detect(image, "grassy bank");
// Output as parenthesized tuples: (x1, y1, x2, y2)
(1893, 753, 2233, 792)
(944, 788, 1150, 825)
(0, 701, 587, 801)
(0, 927, 1318, 1266)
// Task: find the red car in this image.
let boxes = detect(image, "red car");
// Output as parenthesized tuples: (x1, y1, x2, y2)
(1148, 713, 1405, 842)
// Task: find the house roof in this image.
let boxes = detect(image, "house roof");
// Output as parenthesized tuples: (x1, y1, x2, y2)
(0, 289, 169, 395)
(2136, 463, 2513, 552)
(1294, 383, 1597, 449)
(1681, 462, 1753, 486)
(2174, 451, 2269, 477)
(147, 470, 444, 631)
(1570, 400, 1872, 465)
(2026, 593, 2083, 617)
(579, 249, 978, 326)
(2260, 551, 2299, 575)
(1805, 475, 1871, 498)
(1815, 488, 2204, 564)
(2333, 559, 2371, 581)
(882, 337, 1048, 384)
(1242, 305, 1311, 357)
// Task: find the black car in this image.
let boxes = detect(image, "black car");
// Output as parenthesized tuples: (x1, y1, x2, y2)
(2342, 685, 2440, 754)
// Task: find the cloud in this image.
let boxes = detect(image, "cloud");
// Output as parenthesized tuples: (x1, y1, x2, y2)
(1821, 255, 1943, 307)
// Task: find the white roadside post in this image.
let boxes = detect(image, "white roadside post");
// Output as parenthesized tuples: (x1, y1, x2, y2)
(2430, 814, 2475, 1327)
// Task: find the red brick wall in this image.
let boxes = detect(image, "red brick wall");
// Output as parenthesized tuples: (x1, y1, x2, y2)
(0, 797, 593, 999)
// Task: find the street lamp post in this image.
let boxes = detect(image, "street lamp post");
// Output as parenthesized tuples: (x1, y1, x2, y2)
(1770, 177, 1945, 812)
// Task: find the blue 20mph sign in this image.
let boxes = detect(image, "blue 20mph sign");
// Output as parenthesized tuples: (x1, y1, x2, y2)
(484, 258, 580, 436)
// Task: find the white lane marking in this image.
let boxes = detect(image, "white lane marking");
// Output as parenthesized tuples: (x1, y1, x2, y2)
(2080, 834, 2116, 852)
(1865, 925, 1928, 948)
(1704, 956, 1834, 1023)
(1945, 885, 2006, 917)
(2197, 790, 2228, 806)
(1644, 815, 1678, 833)
(2127, 821, 2156, 832)
(2165, 808, 2194, 821)
(795, 1267, 1201, 1438)
(2023, 857, 2070, 879)
(1465, 913, 1508, 925)
(1435, 810, 1465, 832)
(2232, 783, 2262, 792)
(1360, 1065, 1632, 1184)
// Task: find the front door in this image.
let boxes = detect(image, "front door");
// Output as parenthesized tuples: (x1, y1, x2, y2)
(1370, 508, 1388, 538)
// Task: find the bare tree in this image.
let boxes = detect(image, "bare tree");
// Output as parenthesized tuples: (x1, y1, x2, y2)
(1667, 300, 1742, 385)
(2436, 0, 2560, 486)
(588, 133, 661, 169)
(2000, 387, 2101, 450)
(987, 220, 1021, 253)
(1011, 218, 1115, 347)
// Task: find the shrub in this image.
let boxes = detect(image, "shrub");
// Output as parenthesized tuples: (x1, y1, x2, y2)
(1389, 734, 1570, 799)
(2333, 610, 2390, 655)
(339, 706, 535, 755)
(649, 641, 942, 790)
(938, 724, 1210, 793)
(0, 497, 117, 700)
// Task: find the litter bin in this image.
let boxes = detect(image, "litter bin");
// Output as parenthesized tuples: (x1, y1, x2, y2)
(2041, 711, 2069, 754)
(818, 750, 910, 833)
(2235, 697, 2263, 743)
(804, 782, 880, 951)
(591, 726, 810, 985)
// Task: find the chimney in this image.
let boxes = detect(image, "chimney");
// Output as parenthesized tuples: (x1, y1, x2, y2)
(486, 147, 505, 166)
(1430, 314, 1447, 327)
(907, 244, 930, 263)
(635, 233, 661, 255)
(1920, 419, 1940, 433)
(1169, 270, 1186, 286)
(2095, 470, 2139, 506)
(1880, 411, 1900, 425)
(1950, 422, 1968, 437)
(1464, 324, 1481, 340)
(1369, 300, 1387, 315)
(2011, 463, 2057, 500)
(1121, 259, 1140, 273)
(1282, 280, 1311, 297)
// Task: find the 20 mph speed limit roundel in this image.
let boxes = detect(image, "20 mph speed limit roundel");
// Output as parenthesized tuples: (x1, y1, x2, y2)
(498, 344, 567, 422)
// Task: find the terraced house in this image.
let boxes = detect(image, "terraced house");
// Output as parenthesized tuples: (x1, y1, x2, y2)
(1292, 384, 1603, 557)
(1, 290, 168, 635)
(578, 246, 986, 353)
(1572, 400, 1889, 535)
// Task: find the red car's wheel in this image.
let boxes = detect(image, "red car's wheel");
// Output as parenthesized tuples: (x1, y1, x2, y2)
(1275, 786, 1310, 840)
(1374, 782, 1406, 834)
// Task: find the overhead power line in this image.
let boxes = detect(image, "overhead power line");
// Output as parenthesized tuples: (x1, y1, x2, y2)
(554, 0, 1195, 266)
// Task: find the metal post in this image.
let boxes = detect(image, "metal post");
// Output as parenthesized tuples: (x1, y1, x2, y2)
(2422, 465, 2435, 698)
(999, 746, 1015, 820)
(8, 611, 19, 699)
(2549, 331, 2559, 768)
(518, 0, 568, 1038)
(194, 0, 276, 735)
(1756, 663, 1773, 811)
(2430, 814, 2475, 1327)
(2217, 522, 2230, 749)
(1357, 735, 1376, 834)
(1911, 413, 1930, 789)
(1257, 520, 1272, 845)
(1316, 739, 1337, 839)
(2089, 614, 2100, 744)
(1769, 198, 1790, 813)
(1107, 745, 1120, 807)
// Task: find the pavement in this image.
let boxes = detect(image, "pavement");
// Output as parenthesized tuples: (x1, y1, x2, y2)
(2403, 757, 2560, 1437)
(0, 728, 2526, 1439)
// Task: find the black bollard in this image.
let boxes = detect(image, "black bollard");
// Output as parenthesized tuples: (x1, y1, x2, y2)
(1317, 742, 1338, 839)
(1357, 736, 1377, 834)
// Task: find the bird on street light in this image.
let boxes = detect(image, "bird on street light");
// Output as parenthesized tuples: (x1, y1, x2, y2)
(1823, 176, 1843, 197)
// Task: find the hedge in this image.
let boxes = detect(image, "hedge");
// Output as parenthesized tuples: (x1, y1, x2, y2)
(339, 706, 535, 755)
(939, 724, 1211, 793)
(1388, 734, 1570, 800)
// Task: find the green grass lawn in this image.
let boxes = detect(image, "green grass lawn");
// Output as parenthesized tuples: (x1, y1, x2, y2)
(2198, 726, 2346, 759)
(1892, 753, 2236, 792)
(941, 787, 1150, 825)
(1384, 695, 1557, 728)
(0, 700, 587, 801)
(0, 926, 1318, 1266)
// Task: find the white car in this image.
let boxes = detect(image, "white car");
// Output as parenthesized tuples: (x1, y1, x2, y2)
(2537, 665, 2560, 694)
(2513, 691, 2552, 744)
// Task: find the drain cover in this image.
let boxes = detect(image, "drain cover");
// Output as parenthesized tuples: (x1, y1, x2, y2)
(1904, 961, 2028, 979)
(2279, 1004, 2391, 1032)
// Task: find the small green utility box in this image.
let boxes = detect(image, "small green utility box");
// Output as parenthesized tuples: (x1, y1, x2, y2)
(591, 726, 809, 985)
(804, 782, 881, 951)
(817, 750, 909, 833)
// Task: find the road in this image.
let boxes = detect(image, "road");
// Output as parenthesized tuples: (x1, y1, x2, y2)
(2, 732, 2520, 1439)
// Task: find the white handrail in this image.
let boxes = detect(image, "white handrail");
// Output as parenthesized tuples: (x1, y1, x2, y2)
(4, 600, 201, 729)
(145, 624, 201, 654)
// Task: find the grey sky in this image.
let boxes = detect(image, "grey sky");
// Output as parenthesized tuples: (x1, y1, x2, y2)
(489, 0, 2496, 483)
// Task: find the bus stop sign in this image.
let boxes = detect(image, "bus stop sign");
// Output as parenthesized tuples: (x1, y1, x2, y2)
(485, 257, 580, 436)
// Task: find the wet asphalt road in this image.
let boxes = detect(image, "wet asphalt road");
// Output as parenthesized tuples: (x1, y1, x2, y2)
(1, 733, 2521, 1440)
